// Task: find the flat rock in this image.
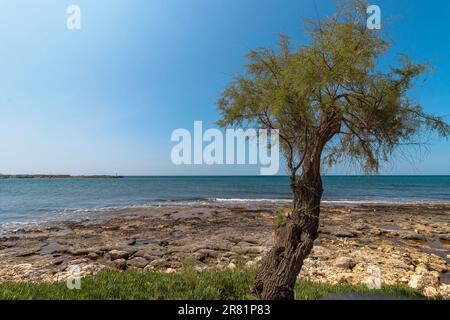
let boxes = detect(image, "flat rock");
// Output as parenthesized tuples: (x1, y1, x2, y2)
(332, 231, 356, 238)
(128, 257, 148, 268)
(334, 257, 357, 270)
(109, 250, 129, 260)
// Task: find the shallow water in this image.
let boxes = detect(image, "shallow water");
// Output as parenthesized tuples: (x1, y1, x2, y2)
(1, 176, 450, 225)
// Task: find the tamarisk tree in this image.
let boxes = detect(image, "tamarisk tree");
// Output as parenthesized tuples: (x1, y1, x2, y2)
(217, 0, 449, 300)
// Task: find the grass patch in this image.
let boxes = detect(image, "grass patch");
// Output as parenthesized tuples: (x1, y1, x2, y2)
(0, 267, 427, 300)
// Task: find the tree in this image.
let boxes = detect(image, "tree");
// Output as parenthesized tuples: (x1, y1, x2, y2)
(217, 0, 450, 300)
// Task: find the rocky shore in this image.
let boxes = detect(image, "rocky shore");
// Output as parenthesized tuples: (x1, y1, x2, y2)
(0, 202, 448, 298)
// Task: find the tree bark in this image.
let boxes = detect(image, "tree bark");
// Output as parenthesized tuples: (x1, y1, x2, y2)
(252, 171, 323, 300)
(252, 116, 340, 300)
(252, 137, 328, 300)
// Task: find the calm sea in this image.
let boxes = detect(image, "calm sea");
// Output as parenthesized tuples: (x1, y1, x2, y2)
(1, 176, 450, 226)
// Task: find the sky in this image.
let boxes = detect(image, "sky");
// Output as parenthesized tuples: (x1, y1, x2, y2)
(0, 0, 449, 176)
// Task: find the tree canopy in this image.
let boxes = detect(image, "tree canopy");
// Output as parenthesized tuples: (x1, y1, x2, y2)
(218, 0, 450, 177)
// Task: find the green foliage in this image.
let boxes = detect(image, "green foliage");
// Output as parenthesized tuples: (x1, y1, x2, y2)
(217, 0, 450, 176)
(0, 267, 430, 300)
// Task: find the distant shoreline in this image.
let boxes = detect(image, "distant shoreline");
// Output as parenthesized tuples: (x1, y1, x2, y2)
(0, 174, 123, 179)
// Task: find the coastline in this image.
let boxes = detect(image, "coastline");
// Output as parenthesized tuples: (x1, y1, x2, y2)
(0, 201, 448, 298)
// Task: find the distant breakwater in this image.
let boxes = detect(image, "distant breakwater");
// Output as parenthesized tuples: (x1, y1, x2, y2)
(0, 174, 123, 179)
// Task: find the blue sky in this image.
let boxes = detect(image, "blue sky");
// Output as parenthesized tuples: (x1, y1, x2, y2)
(0, 0, 449, 175)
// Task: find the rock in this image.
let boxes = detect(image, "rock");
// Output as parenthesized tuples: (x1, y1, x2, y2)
(16, 249, 38, 257)
(109, 250, 129, 260)
(128, 257, 148, 268)
(165, 268, 177, 274)
(149, 258, 171, 268)
(438, 234, 450, 241)
(245, 260, 257, 268)
(113, 259, 128, 270)
(336, 273, 353, 284)
(194, 249, 220, 262)
(87, 253, 99, 261)
(332, 231, 356, 238)
(51, 258, 64, 266)
(69, 249, 90, 256)
(415, 263, 429, 275)
(424, 286, 439, 297)
(400, 232, 426, 241)
(227, 262, 236, 270)
(159, 241, 169, 247)
(408, 274, 439, 290)
(194, 265, 207, 272)
(334, 257, 357, 270)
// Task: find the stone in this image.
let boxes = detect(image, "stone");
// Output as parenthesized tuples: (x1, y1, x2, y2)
(400, 232, 426, 241)
(165, 268, 177, 274)
(113, 259, 128, 271)
(227, 262, 236, 270)
(245, 260, 257, 268)
(334, 257, 357, 270)
(69, 249, 90, 256)
(128, 257, 148, 268)
(109, 250, 129, 260)
(51, 258, 64, 266)
(149, 258, 171, 268)
(159, 241, 169, 247)
(408, 274, 439, 290)
(424, 286, 438, 297)
(87, 253, 99, 261)
(332, 231, 356, 238)
(415, 263, 429, 275)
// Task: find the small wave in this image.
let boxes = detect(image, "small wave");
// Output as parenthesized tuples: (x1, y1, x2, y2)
(322, 199, 450, 205)
(209, 198, 292, 203)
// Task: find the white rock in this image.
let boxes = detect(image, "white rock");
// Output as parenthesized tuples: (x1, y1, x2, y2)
(165, 268, 177, 274)
(424, 286, 438, 297)
(227, 262, 236, 270)
(408, 274, 439, 290)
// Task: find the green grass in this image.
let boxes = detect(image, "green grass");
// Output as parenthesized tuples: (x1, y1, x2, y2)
(0, 267, 427, 300)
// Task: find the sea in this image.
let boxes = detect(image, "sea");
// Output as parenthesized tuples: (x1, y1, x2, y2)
(1, 176, 450, 228)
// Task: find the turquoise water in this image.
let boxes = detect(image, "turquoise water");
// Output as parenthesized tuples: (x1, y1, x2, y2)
(0, 176, 450, 225)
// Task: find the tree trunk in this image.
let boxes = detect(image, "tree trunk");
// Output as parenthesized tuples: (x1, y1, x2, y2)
(252, 158, 323, 300)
